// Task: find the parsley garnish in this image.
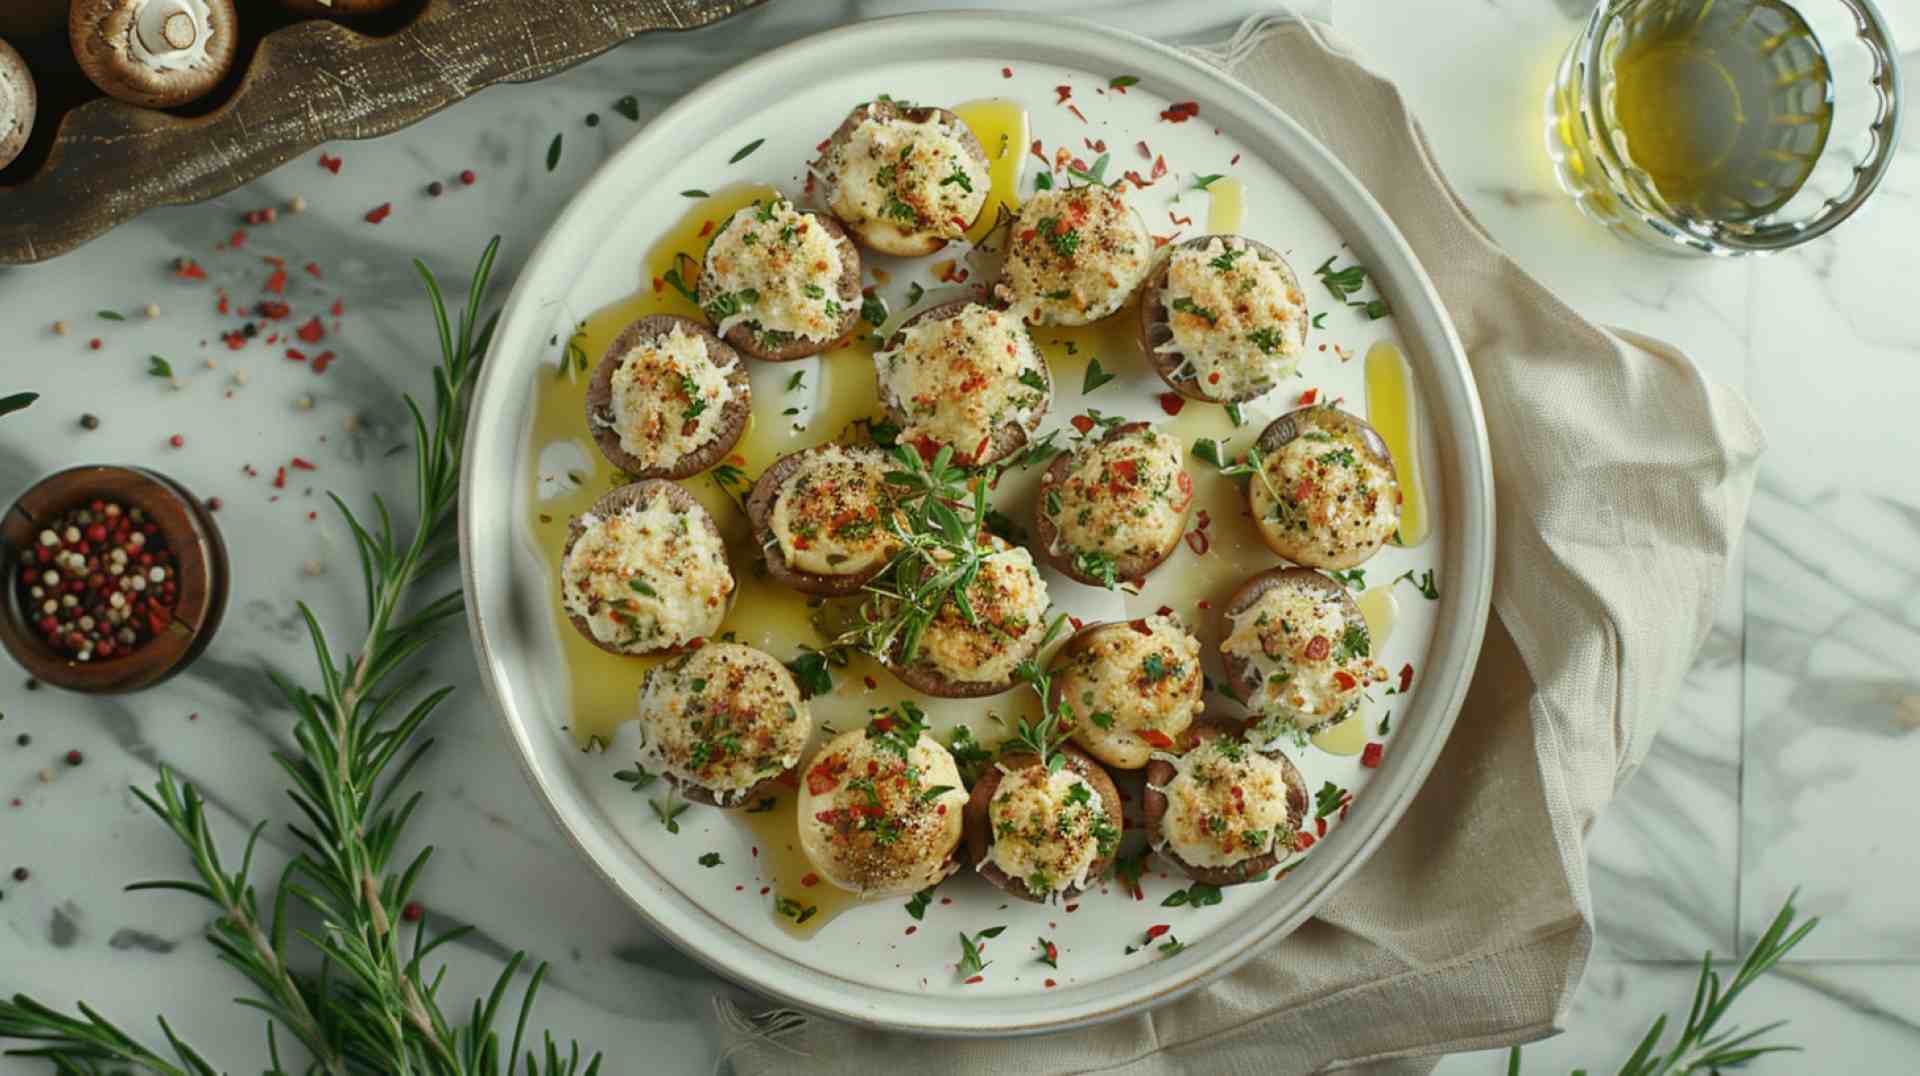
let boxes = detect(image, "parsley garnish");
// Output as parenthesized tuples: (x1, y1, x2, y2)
(940, 164, 974, 193)
(1067, 153, 1112, 188)
(784, 649, 834, 698)
(1311, 311, 1328, 329)
(1017, 368, 1049, 393)
(697, 852, 722, 868)
(679, 189, 710, 198)
(97, 309, 126, 321)
(1109, 75, 1140, 90)
(1192, 438, 1226, 468)
(1161, 883, 1223, 908)
(1169, 297, 1218, 326)
(1209, 246, 1245, 270)
(1314, 780, 1347, 820)
(906, 887, 935, 920)
(1072, 550, 1120, 590)
(1191, 174, 1224, 191)
(147, 356, 174, 378)
(612, 763, 658, 792)
(860, 294, 889, 326)
(1247, 327, 1286, 354)
(905, 282, 926, 307)
(1328, 568, 1367, 589)
(546, 133, 563, 172)
(1314, 254, 1369, 301)
(649, 786, 688, 833)
(1334, 623, 1371, 663)
(956, 926, 1006, 978)
(775, 897, 818, 925)
(1081, 357, 1116, 393)
(785, 369, 806, 392)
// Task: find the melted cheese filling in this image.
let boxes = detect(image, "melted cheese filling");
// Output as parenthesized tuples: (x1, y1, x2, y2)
(560, 492, 733, 653)
(1222, 584, 1379, 727)
(1061, 616, 1205, 769)
(998, 185, 1152, 324)
(635, 644, 810, 803)
(601, 323, 736, 469)
(1249, 416, 1401, 565)
(1157, 739, 1296, 869)
(826, 113, 988, 241)
(1046, 426, 1189, 561)
(1157, 238, 1308, 399)
(701, 198, 847, 344)
(984, 765, 1112, 899)
(796, 727, 968, 898)
(875, 304, 1047, 462)
(769, 445, 901, 576)
(914, 543, 1049, 685)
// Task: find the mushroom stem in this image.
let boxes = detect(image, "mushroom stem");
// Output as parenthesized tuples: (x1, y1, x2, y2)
(159, 11, 197, 50)
(135, 1, 205, 59)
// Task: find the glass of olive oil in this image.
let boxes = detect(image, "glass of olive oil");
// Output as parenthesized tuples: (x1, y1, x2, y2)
(1546, 0, 1902, 256)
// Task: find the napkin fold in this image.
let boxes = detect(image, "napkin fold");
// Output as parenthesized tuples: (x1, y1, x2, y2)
(721, 14, 1763, 1074)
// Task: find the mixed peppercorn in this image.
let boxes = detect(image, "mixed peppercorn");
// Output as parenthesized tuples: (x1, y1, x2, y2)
(16, 500, 177, 662)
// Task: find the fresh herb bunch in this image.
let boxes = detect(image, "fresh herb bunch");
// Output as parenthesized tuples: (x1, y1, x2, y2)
(0, 240, 604, 1076)
(835, 442, 997, 667)
(1006, 617, 1075, 771)
(1508, 893, 1816, 1075)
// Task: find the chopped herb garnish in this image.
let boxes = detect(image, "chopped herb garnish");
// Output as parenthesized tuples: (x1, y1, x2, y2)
(1314, 254, 1370, 303)
(1395, 569, 1440, 601)
(1109, 75, 1140, 90)
(1328, 568, 1366, 589)
(1190, 174, 1224, 191)
(940, 164, 975, 192)
(1169, 297, 1218, 326)
(1247, 326, 1286, 355)
(1067, 153, 1112, 188)
(905, 282, 926, 307)
(1311, 311, 1328, 329)
(546, 133, 563, 172)
(147, 356, 174, 378)
(785, 649, 834, 698)
(1017, 368, 1049, 392)
(97, 309, 125, 321)
(1114, 848, 1149, 900)
(956, 926, 1007, 979)
(786, 369, 807, 392)
(1034, 171, 1054, 192)
(1037, 936, 1059, 968)
(1225, 402, 1246, 428)
(861, 294, 889, 326)
(729, 138, 766, 164)
(1192, 437, 1225, 468)
(1161, 883, 1223, 908)
(680, 189, 710, 198)
(649, 786, 689, 833)
(697, 852, 723, 868)
(906, 887, 935, 920)
(1313, 780, 1347, 820)
(612, 763, 658, 792)
(1352, 298, 1391, 320)
(1081, 357, 1116, 394)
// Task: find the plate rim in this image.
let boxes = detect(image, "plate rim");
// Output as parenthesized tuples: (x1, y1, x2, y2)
(459, 10, 1496, 1037)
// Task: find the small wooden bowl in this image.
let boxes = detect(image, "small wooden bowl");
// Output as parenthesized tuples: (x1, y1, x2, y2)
(0, 465, 228, 693)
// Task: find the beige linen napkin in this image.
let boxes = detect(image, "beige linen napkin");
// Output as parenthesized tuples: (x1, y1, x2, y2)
(721, 15, 1763, 1074)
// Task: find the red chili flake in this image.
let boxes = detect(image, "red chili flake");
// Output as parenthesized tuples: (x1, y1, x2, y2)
(1042, 940, 1059, 963)
(1067, 104, 1088, 124)
(906, 925, 918, 935)
(312, 352, 336, 374)
(1067, 615, 1084, 631)
(1230, 153, 1242, 166)
(1044, 978, 1057, 989)
(1144, 924, 1171, 941)
(1333, 670, 1357, 691)
(1070, 414, 1095, 434)
(290, 458, 316, 471)
(801, 872, 820, 887)
(1361, 742, 1384, 768)
(286, 349, 306, 362)
(1000, 66, 1013, 78)
(862, 674, 877, 690)
(229, 229, 248, 249)
(1195, 509, 1212, 531)
(964, 975, 984, 985)
(65, 750, 83, 766)
(330, 299, 344, 317)
(1169, 210, 1193, 227)
(697, 220, 715, 238)
(272, 466, 287, 489)
(1296, 832, 1316, 850)
(304, 262, 323, 279)
(1315, 817, 1328, 837)
(1129, 618, 1152, 635)
(216, 291, 230, 315)
(1151, 154, 1168, 181)
(1398, 663, 1414, 693)
(364, 203, 392, 224)
(402, 901, 422, 922)
(1157, 392, 1185, 416)
(264, 268, 287, 294)
(1120, 170, 1151, 190)
(1028, 139, 1048, 166)
(1054, 85, 1072, 105)
(1138, 729, 1174, 750)
(1299, 387, 1318, 405)
(1305, 635, 1331, 661)
(256, 300, 290, 320)
(297, 317, 326, 344)
(173, 258, 207, 281)
(1184, 530, 1210, 555)
(1159, 101, 1200, 123)
(319, 153, 342, 174)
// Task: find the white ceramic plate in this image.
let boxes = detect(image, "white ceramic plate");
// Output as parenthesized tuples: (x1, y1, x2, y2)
(461, 13, 1493, 1036)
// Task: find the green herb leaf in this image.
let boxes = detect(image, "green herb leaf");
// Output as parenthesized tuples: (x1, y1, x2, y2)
(1081, 357, 1116, 394)
(680, 189, 710, 198)
(729, 138, 766, 164)
(1192, 437, 1225, 468)
(1109, 75, 1140, 90)
(698, 852, 723, 868)
(147, 356, 174, 378)
(546, 133, 563, 172)
(1314, 254, 1369, 302)
(906, 887, 936, 920)
(1191, 174, 1224, 191)
(1395, 569, 1440, 601)
(785, 649, 834, 698)
(0, 392, 36, 417)
(1328, 568, 1366, 590)
(97, 309, 125, 321)
(1161, 883, 1223, 909)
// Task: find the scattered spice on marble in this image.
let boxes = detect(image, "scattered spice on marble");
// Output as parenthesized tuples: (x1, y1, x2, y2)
(364, 203, 393, 225)
(65, 750, 82, 766)
(78, 414, 99, 430)
(14, 501, 179, 663)
(427, 180, 445, 197)
(51, 320, 68, 336)
(460, 169, 477, 186)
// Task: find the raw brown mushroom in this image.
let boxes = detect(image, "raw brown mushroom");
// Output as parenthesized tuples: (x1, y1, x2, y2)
(71, 0, 239, 109)
(0, 39, 36, 171)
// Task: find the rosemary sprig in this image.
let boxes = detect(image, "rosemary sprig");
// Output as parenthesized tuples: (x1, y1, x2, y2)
(835, 443, 995, 666)
(1, 239, 602, 1075)
(1508, 892, 1816, 1075)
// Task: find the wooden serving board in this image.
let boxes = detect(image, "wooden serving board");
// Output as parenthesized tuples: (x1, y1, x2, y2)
(0, 0, 764, 264)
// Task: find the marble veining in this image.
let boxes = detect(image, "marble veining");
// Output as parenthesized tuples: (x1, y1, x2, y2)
(1, 0, 1916, 1072)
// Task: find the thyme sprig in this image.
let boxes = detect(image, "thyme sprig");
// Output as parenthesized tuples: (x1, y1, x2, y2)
(835, 443, 996, 667)
(1, 239, 602, 1076)
(1007, 615, 1074, 771)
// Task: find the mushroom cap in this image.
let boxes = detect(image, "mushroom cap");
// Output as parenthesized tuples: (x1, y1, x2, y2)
(278, 0, 405, 15)
(0, 38, 36, 171)
(71, 0, 241, 109)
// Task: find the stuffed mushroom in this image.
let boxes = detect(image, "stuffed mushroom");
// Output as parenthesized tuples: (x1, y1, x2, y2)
(796, 714, 970, 899)
(813, 99, 990, 256)
(874, 299, 1050, 467)
(996, 183, 1153, 326)
(746, 443, 903, 596)
(586, 315, 749, 480)
(560, 480, 735, 657)
(963, 742, 1122, 903)
(880, 535, 1050, 698)
(1034, 421, 1192, 589)
(1143, 716, 1308, 887)
(697, 195, 861, 361)
(1221, 566, 1384, 735)
(1244, 405, 1401, 570)
(1049, 615, 1206, 770)
(1140, 234, 1309, 403)
(633, 643, 811, 807)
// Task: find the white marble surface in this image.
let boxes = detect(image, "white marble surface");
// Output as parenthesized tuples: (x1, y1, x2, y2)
(0, 0, 1915, 1072)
